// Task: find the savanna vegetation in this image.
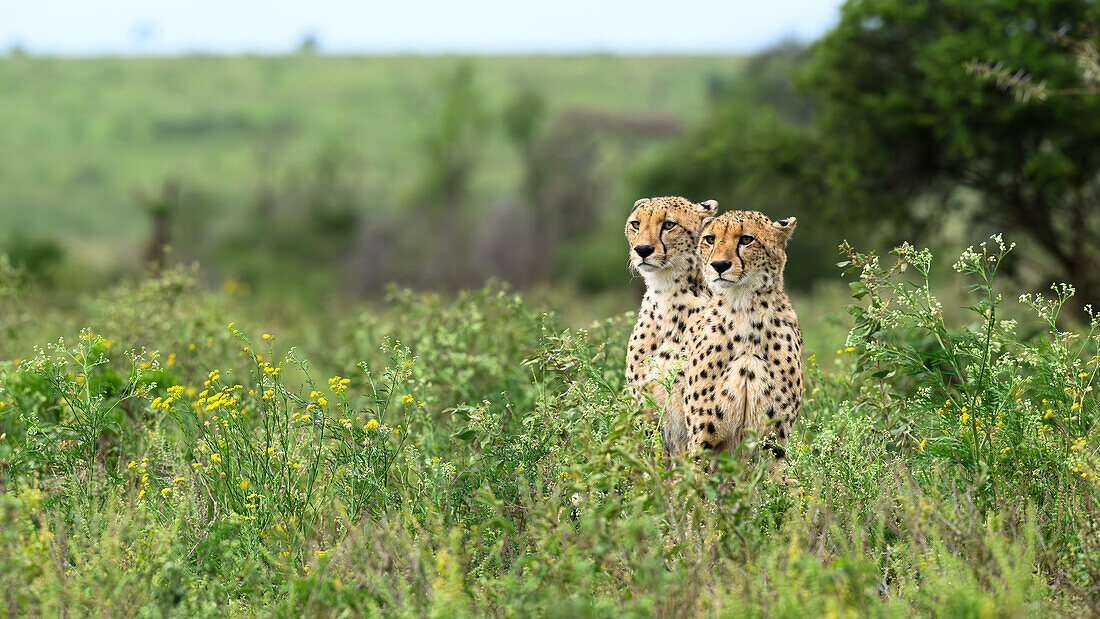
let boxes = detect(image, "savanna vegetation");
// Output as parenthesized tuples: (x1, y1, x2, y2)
(3, 0, 1100, 614)
(2, 236, 1100, 615)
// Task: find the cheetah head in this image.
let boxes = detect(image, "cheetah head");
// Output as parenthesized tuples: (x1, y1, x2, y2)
(697, 210, 796, 294)
(625, 196, 718, 283)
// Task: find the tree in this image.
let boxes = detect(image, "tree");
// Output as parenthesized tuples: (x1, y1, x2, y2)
(297, 33, 320, 55)
(802, 0, 1100, 307)
(134, 178, 181, 269)
(415, 63, 489, 213)
(637, 44, 840, 289)
(966, 21, 1100, 101)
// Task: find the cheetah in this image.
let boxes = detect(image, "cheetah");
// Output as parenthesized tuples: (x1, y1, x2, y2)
(664, 210, 802, 462)
(624, 196, 718, 417)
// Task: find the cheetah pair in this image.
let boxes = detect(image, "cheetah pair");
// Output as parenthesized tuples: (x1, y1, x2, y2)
(625, 196, 802, 462)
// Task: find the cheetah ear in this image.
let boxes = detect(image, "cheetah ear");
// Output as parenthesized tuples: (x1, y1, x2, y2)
(773, 217, 797, 243)
(700, 216, 716, 231)
(697, 199, 718, 215)
(632, 197, 650, 210)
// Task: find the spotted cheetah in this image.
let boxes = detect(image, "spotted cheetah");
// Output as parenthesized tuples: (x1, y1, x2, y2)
(624, 196, 718, 416)
(664, 210, 802, 461)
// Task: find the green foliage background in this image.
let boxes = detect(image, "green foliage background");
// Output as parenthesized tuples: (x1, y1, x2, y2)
(0, 54, 735, 241)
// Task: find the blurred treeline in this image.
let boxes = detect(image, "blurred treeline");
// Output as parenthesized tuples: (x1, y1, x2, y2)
(0, 55, 728, 297)
(4, 0, 1099, 306)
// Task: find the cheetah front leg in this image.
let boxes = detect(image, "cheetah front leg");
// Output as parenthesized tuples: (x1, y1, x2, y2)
(660, 367, 693, 460)
(661, 396, 688, 463)
(685, 414, 728, 474)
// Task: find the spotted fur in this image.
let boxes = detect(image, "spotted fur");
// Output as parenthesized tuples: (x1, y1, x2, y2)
(664, 210, 802, 461)
(624, 196, 718, 417)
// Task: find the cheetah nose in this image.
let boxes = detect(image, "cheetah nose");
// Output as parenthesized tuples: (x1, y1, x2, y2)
(710, 260, 732, 274)
(633, 244, 655, 258)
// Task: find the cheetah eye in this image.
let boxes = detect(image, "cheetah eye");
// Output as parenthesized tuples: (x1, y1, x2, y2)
(661, 221, 676, 231)
(739, 235, 755, 245)
(702, 235, 715, 245)
(629, 221, 640, 230)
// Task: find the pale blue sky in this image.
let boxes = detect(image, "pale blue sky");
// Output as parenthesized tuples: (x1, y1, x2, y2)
(2, 0, 845, 55)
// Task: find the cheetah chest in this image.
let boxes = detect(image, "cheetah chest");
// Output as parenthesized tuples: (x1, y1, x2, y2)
(717, 353, 770, 438)
(689, 309, 781, 443)
(631, 294, 698, 374)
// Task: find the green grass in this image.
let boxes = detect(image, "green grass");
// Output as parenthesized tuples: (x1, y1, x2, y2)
(2, 234, 1100, 615)
(0, 54, 742, 247)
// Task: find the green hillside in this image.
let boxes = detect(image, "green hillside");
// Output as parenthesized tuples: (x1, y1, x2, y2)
(0, 55, 742, 249)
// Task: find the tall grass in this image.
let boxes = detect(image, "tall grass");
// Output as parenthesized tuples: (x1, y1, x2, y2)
(1, 235, 1098, 615)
